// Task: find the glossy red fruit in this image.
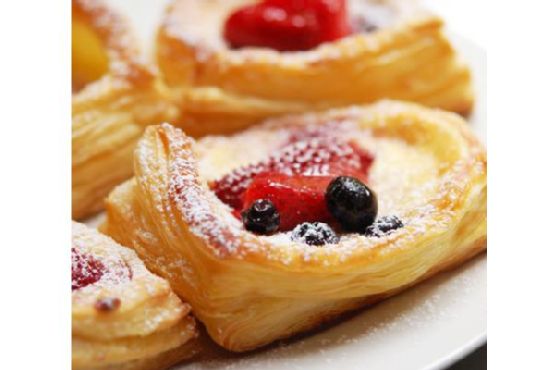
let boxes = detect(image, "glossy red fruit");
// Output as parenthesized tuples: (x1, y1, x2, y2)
(243, 173, 336, 231)
(224, 0, 352, 51)
(71, 247, 105, 291)
(211, 137, 374, 209)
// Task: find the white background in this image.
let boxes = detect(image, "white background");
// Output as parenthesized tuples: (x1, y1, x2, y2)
(424, 0, 486, 49)
(0, 0, 554, 369)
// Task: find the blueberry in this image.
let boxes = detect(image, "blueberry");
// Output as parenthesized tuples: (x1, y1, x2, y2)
(291, 222, 339, 246)
(365, 215, 404, 237)
(326, 176, 378, 232)
(242, 199, 280, 234)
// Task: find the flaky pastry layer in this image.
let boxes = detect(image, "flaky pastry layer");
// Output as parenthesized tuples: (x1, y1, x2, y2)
(72, 0, 178, 220)
(72, 222, 197, 370)
(157, 0, 474, 136)
(102, 100, 486, 352)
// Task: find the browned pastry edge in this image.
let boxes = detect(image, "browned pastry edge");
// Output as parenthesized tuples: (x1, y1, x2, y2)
(103, 101, 486, 351)
(156, 0, 474, 137)
(72, 0, 153, 89)
(72, 0, 179, 220)
(189, 242, 486, 362)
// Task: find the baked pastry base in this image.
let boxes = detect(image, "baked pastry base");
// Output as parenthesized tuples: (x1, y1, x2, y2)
(103, 100, 486, 352)
(72, 0, 178, 220)
(72, 222, 198, 369)
(157, 0, 474, 136)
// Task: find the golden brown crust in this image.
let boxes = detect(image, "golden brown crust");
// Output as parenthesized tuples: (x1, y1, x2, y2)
(87, 338, 201, 370)
(72, 0, 152, 91)
(72, 222, 198, 370)
(72, 0, 178, 220)
(102, 100, 486, 352)
(157, 0, 474, 136)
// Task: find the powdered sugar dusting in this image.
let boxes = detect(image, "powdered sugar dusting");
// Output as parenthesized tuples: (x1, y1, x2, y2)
(160, 0, 422, 67)
(180, 255, 485, 370)
(71, 222, 176, 309)
(196, 119, 357, 181)
(210, 134, 372, 209)
(151, 101, 480, 267)
(160, 124, 248, 257)
(75, 0, 153, 81)
(72, 223, 132, 291)
(190, 121, 449, 263)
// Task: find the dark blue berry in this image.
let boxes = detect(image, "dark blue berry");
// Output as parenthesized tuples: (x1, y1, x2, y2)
(325, 176, 378, 232)
(365, 215, 404, 237)
(242, 199, 280, 234)
(291, 222, 339, 246)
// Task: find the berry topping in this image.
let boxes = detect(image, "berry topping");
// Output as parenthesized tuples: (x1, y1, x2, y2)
(243, 173, 335, 231)
(224, 0, 352, 51)
(95, 297, 121, 312)
(211, 137, 374, 210)
(291, 222, 339, 246)
(365, 215, 404, 237)
(325, 176, 378, 232)
(72, 247, 105, 291)
(242, 199, 281, 234)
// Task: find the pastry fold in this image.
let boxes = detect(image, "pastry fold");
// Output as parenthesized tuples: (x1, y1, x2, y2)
(72, 222, 198, 370)
(102, 100, 486, 352)
(157, 0, 474, 136)
(72, 0, 178, 219)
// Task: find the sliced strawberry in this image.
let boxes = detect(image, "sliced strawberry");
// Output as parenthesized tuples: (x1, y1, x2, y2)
(210, 137, 374, 210)
(307, 0, 352, 41)
(243, 173, 336, 231)
(72, 247, 105, 291)
(223, 0, 352, 51)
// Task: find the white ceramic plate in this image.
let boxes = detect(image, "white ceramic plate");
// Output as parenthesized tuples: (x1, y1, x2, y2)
(96, 2, 487, 369)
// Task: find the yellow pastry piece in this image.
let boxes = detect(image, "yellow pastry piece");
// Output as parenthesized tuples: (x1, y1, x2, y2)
(72, 222, 198, 370)
(157, 0, 474, 136)
(72, 15, 108, 91)
(72, 0, 178, 219)
(102, 100, 486, 352)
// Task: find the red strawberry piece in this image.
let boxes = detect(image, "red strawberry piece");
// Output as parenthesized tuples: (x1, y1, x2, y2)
(243, 173, 336, 231)
(72, 247, 105, 291)
(210, 137, 374, 210)
(305, 0, 352, 41)
(223, 0, 352, 51)
(232, 209, 243, 220)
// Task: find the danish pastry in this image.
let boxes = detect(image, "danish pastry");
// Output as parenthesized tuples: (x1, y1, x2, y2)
(102, 100, 486, 352)
(72, 222, 198, 370)
(157, 0, 474, 136)
(72, 0, 178, 219)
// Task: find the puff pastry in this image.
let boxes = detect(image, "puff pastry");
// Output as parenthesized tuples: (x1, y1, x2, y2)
(72, 222, 198, 370)
(102, 100, 486, 352)
(72, 0, 178, 219)
(157, 0, 474, 136)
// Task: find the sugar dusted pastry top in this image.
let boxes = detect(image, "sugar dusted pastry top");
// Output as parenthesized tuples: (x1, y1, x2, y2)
(136, 101, 485, 269)
(157, 0, 473, 138)
(160, 0, 426, 56)
(71, 222, 191, 338)
(158, 0, 433, 79)
(72, 0, 153, 92)
(72, 0, 180, 220)
(71, 222, 199, 369)
(103, 100, 486, 351)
